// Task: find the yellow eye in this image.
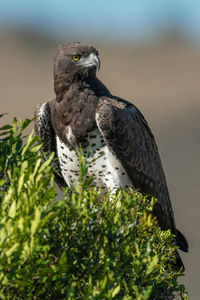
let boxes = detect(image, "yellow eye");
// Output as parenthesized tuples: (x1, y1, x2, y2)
(72, 54, 81, 61)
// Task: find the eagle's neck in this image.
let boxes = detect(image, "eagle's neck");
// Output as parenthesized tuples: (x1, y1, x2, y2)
(54, 70, 110, 102)
(54, 71, 75, 102)
(51, 74, 100, 145)
(54, 70, 100, 101)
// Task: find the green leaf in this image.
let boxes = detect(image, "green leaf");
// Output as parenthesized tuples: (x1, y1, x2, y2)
(101, 276, 107, 290)
(0, 113, 7, 118)
(0, 179, 5, 186)
(17, 173, 25, 195)
(39, 153, 54, 173)
(0, 125, 12, 130)
(31, 144, 42, 152)
(8, 201, 16, 218)
(112, 285, 121, 298)
(146, 255, 159, 276)
(143, 285, 153, 300)
(6, 243, 19, 257)
(31, 208, 41, 236)
(113, 212, 119, 224)
(20, 118, 33, 131)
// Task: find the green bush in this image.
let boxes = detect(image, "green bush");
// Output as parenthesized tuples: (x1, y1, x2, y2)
(0, 118, 188, 299)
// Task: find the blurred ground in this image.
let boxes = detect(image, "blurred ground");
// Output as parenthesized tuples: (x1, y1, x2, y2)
(0, 30, 200, 299)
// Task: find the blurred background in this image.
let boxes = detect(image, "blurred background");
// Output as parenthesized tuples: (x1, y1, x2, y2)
(0, 0, 199, 298)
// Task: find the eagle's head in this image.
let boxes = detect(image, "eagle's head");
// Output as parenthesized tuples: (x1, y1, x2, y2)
(54, 42, 100, 80)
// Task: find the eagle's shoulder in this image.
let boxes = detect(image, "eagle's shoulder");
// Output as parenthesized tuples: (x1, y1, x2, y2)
(98, 94, 131, 108)
(96, 95, 155, 143)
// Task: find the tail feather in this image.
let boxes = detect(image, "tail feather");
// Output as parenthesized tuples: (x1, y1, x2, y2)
(174, 251, 185, 271)
(176, 229, 188, 253)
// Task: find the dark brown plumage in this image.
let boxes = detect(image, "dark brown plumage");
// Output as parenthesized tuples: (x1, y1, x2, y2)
(34, 42, 188, 269)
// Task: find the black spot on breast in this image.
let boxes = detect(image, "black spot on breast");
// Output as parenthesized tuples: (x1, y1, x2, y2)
(121, 172, 125, 175)
(90, 135, 97, 138)
(61, 146, 64, 149)
(91, 143, 96, 147)
(102, 165, 106, 168)
(63, 154, 68, 159)
(115, 167, 119, 170)
(61, 159, 66, 164)
(107, 171, 111, 174)
(70, 169, 74, 172)
(69, 157, 73, 162)
(99, 151, 105, 155)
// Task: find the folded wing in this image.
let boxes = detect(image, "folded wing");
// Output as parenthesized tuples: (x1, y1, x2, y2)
(96, 97, 176, 233)
(34, 102, 66, 189)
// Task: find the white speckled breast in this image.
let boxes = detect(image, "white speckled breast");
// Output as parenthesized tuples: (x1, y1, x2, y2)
(56, 128, 132, 192)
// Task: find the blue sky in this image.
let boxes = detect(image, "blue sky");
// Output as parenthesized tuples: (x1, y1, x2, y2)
(1, 0, 200, 43)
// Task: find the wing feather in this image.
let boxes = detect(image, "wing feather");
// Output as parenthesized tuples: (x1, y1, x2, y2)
(96, 97, 176, 232)
(34, 102, 66, 189)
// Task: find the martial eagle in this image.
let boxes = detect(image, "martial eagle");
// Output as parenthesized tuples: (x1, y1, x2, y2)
(35, 42, 188, 268)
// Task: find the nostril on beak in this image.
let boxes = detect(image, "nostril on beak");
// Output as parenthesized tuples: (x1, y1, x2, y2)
(77, 53, 100, 72)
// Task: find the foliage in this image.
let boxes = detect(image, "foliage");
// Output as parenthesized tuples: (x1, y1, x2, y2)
(0, 117, 188, 299)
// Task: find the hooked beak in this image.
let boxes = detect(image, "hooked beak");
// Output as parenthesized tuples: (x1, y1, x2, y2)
(78, 53, 100, 72)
